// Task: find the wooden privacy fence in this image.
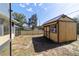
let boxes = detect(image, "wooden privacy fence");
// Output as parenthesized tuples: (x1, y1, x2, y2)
(21, 30, 43, 35)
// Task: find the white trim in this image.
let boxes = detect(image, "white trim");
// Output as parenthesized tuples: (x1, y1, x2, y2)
(11, 25, 15, 39)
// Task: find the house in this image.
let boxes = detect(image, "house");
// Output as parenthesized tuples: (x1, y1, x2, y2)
(0, 12, 19, 39)
(43, 14, 77, 43)
(0, 3, 20, 39)
(11, 18, 20, 39)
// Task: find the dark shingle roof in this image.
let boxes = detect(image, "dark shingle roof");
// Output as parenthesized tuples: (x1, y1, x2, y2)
(43, 14, 65, 25)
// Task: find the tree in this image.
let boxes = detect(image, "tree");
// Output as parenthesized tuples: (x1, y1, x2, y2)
(32, 14, 37, 27)
(28, 18, 32, 27)
(73, 15, 79, 34)
(73, 15, 79, 22)
(73, 18, 78, 22)
(28, 14, 37, 29)
(12, 12, 26, 27)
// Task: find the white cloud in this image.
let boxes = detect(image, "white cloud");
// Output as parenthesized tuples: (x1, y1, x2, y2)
(38, 3, 43, 6)
(26, 3, 30, 5)
(44, 8, 47, 11)
(19, 3, 25, 8)
(34, 3, 37, 6)
(26, 8, 33, 12)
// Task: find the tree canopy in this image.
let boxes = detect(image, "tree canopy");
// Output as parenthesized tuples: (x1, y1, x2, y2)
(73, 15, 79, 34)
(12, 12, 27, 27)
(28, 14, 37, 29)
(73, 15, 79, 22)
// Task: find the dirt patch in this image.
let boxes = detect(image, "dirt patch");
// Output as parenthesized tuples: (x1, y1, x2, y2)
(12, 35, 79, 56)
(1, 34, 79, 56)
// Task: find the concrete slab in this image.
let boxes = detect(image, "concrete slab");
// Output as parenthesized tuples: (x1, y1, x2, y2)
(0, 34, 10, 50)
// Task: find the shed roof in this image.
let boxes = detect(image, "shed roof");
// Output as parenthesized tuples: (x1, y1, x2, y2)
(43, 14, 75, 25)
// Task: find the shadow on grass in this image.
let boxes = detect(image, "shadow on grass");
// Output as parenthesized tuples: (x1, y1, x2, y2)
(32, 36, 74, 52)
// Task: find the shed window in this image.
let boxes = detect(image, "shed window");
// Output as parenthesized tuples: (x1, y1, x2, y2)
(50, 24, 57, 33)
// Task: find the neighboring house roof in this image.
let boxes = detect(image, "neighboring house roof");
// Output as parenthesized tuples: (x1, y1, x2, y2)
(0, 12, 19, 24)
(12, 19, 20, 24)
(43, 14, 75, 25)
(0, 12, 9, 22)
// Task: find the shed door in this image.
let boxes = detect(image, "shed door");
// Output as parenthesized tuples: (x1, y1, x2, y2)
(59, 22, 66, 42)
(47, 26, 50, 39)
(44, 27, 47, 37)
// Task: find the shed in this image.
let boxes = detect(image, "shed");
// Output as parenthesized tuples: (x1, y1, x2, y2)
(43, 14, 77, 43)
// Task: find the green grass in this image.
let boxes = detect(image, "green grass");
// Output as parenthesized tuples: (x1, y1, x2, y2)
(0, 45, 10, 56)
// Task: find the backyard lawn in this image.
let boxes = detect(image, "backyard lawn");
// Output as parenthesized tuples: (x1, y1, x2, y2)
(12, 34, 79, 56)
(1, 34, 79, 56)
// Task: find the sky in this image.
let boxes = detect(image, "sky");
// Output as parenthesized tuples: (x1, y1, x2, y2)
(0, 3, 9, 17)
(11, 3, 79, 25)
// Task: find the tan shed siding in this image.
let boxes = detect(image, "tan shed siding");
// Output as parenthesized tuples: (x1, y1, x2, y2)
(47, 26, 49, 31)
(59, 21, 76, 42)
(65, 22, 76, 41)
(44, 27, 47, 31)
(60, 17, 73, 21)
(50, 33, 57, 42)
